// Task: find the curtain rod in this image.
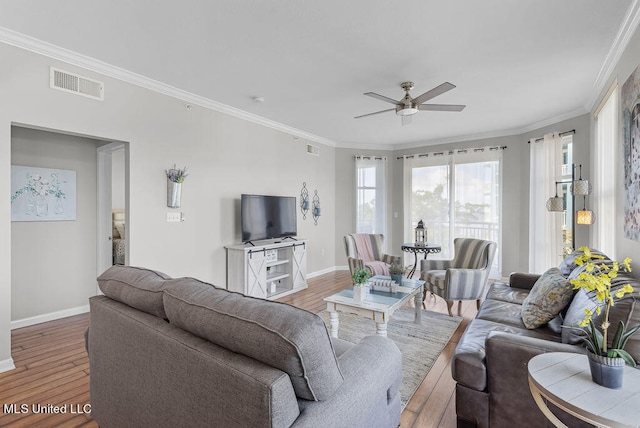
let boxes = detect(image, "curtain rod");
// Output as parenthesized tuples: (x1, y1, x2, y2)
(353, 155, 387, 161)
(528, 129, 575, 144)
(396, 145, 507, 160)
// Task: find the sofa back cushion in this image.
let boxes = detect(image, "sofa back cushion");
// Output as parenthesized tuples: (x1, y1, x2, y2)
(97, 265, 172, 318)
(163, 278, 344, 401)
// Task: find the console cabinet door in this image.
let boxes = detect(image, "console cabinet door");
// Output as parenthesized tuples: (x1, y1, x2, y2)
(291, 245, 307, 288)
(247, 253, 268, 298)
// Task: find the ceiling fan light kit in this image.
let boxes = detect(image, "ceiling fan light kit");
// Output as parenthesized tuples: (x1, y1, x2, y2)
(356, 81, 466, 125)
(397, 106, 418, 116)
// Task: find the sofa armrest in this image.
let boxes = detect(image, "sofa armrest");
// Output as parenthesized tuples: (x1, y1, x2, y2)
(294, 335, 402, 427)
(508, 272, 541, 290)
(444, 268, 490, 301)
(421, 258, 452, 272)
(485, 332, 585, 427)
(382, 254, 401, 265)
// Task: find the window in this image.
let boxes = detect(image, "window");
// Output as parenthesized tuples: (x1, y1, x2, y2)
(594, 85, 617, 257)
(560, 137, 574, 257)
(355, 156, 387, 235)
(404, 148, 502, 276)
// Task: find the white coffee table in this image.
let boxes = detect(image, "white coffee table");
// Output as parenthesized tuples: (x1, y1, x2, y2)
(323, 275, 424, 338)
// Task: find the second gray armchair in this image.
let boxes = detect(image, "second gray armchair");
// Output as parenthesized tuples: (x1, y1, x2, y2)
(421, 238, 497, 316)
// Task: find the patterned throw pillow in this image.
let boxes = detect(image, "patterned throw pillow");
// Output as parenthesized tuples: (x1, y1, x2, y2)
(521, 267, 574, 329)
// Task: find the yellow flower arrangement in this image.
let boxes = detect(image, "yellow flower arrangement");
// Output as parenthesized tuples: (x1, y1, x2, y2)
(570, 247, 638, 365)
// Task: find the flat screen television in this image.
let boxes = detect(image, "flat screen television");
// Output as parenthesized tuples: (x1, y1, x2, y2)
(241, 194, 297, 242)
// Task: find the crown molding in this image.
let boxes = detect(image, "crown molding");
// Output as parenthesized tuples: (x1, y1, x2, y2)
(0, 11, 632, 152)
(374, 107, 589, 152)
(0, 27, 337, 148)
(585, 0, 640, 111)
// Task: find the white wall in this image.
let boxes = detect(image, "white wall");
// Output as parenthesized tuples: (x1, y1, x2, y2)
(11, 127, 100, 322)
(590, 21, 640, 269)
(0, 42, 336, 370)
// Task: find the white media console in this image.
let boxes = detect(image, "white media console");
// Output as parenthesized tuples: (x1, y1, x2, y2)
(225, 239, 308, 299)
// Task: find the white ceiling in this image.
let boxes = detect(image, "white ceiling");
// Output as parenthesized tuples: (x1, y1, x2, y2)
(0, 0, 635, 149)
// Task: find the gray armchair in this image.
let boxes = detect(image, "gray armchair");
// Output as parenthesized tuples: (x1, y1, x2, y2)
(343, 233, 401, 276)
(421, 238, 497, 316)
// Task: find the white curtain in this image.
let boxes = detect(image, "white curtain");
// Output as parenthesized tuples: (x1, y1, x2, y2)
(529, 132, 563, 273)
(594, 87, 617, 258)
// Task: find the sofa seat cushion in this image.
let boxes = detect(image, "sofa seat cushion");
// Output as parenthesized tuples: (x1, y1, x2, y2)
(484, 282, 530, 305)
(163, 278, 344, 401)
(452, 316, 561, 392)
(521, 267, 574, 329)
(424, 270, 446, 292)
(97, 265, 172, 318)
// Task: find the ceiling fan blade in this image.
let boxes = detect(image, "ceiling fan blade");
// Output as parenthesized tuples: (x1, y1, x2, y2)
(364, 92, 400, 105)
(418, 104, 466, 112)
(354, 108, 395, 119)
(411, 82, 456, 105)
(401, 115, 412, 126)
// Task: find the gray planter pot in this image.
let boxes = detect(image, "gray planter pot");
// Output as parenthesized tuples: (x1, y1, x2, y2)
(167, 179, 182, 208)
(390, 274, 404, 285)
(587, 351, 625, 389)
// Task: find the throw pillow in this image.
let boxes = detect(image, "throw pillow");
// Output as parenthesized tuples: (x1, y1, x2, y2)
(561, 287, 599, 344)
(521, 267, 574, 329)
(559, 248, 609, 276)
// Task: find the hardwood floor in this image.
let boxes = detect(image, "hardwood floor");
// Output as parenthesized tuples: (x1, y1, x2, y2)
(0, 270, 478, 427)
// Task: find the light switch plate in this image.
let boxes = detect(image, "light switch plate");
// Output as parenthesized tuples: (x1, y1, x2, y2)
(167, 212, 181, 223)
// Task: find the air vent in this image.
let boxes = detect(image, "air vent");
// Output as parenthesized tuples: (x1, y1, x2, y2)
(50, 67, 104, 101)
(306, 143, 319, 156)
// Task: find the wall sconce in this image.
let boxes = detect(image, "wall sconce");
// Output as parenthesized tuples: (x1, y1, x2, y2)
(300, 182, 310, 219)
(576, 196, 596, 225)
(312, 190, 321, 225)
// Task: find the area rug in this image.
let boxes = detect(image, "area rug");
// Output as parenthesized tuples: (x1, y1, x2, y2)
(317, 307, 462, 408)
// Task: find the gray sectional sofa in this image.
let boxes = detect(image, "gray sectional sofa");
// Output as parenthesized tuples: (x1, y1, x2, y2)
(451, 249, 640, 427)
(86, 266, 402, 428)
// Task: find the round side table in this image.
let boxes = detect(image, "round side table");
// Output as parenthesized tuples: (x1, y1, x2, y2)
(401, 243, 441, 278)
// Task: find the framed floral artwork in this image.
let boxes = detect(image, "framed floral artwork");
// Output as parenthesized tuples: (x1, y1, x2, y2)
(11, 165, 77, 221)
(622, 65, 640, 241)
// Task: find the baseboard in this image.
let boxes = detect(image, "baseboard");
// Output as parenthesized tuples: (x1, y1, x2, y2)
(11, 304, 90, 330)
(308, 266, 337, 278)
(0, 357, 15, 374)
(308, 265, 350, 278)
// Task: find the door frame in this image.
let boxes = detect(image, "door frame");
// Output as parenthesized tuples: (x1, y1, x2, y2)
(97, 143, 127, 293)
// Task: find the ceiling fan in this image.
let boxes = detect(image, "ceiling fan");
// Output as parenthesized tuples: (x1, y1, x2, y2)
(355, 81, 466, 125)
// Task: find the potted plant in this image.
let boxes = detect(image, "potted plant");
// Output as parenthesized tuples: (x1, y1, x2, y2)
(569, 247, 639, 388)
(165, 164, 188, 208)
(351, 267, 371, 301)
(389, 263, 406, 285)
